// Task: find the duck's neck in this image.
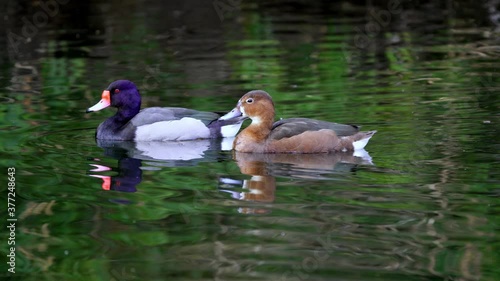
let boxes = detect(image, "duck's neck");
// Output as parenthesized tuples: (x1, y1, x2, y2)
(111, 106, 140, 125)
(239, 113, 274, 143)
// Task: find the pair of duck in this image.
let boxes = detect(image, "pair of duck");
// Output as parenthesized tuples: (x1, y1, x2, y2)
(87, 80, 376, 153)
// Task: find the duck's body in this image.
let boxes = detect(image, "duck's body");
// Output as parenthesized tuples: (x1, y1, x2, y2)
(221, 91, 376, 153)
(95, 106, 240, 141)
(86, 80, 243, 141)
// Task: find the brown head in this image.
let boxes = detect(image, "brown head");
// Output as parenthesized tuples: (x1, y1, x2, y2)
(239, 90, 275, 122)
(221, 90, 275, 128)
(219, 90, 277, 151)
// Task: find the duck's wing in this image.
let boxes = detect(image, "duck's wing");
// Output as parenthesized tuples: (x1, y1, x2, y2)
(269, 118, 360, 140)
(130, 107, 220, 127)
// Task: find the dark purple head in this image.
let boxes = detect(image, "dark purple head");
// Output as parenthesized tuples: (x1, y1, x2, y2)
(86, 80, 141, 115)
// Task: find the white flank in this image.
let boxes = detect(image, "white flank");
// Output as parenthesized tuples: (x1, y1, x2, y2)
(135, 118, 210, 141)
(352, 135, 373, 150)
(221, 123, 243, 138)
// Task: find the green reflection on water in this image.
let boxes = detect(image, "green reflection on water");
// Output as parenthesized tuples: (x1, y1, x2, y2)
(0, 1, 499, 281)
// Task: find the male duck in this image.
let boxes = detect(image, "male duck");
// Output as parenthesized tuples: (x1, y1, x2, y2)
(86, 80, 244, 141)
(220, 90, 376, 153)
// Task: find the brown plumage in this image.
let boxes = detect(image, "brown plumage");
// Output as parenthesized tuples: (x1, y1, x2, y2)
(221, 90, 376, 153)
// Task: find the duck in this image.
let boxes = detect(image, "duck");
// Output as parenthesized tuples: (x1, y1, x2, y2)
(86, 80, 244, 141)
(220, 90, 376, 153)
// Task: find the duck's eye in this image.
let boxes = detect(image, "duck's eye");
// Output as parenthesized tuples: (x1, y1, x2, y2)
(246, 98, 254, 104)
(114, 89, 120, 94)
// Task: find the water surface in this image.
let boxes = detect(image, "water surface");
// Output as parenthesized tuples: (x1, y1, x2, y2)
(1, 1, 499, 280)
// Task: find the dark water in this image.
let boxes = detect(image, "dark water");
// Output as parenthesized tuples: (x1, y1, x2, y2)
(1, 0, 499, 280)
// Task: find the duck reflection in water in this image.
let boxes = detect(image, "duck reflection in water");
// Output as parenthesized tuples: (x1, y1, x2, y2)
(88, 138, 233, 192)
(88, 141, 144, 193)
(89, 158, 142, 192)
(219, 150, 373, 214)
